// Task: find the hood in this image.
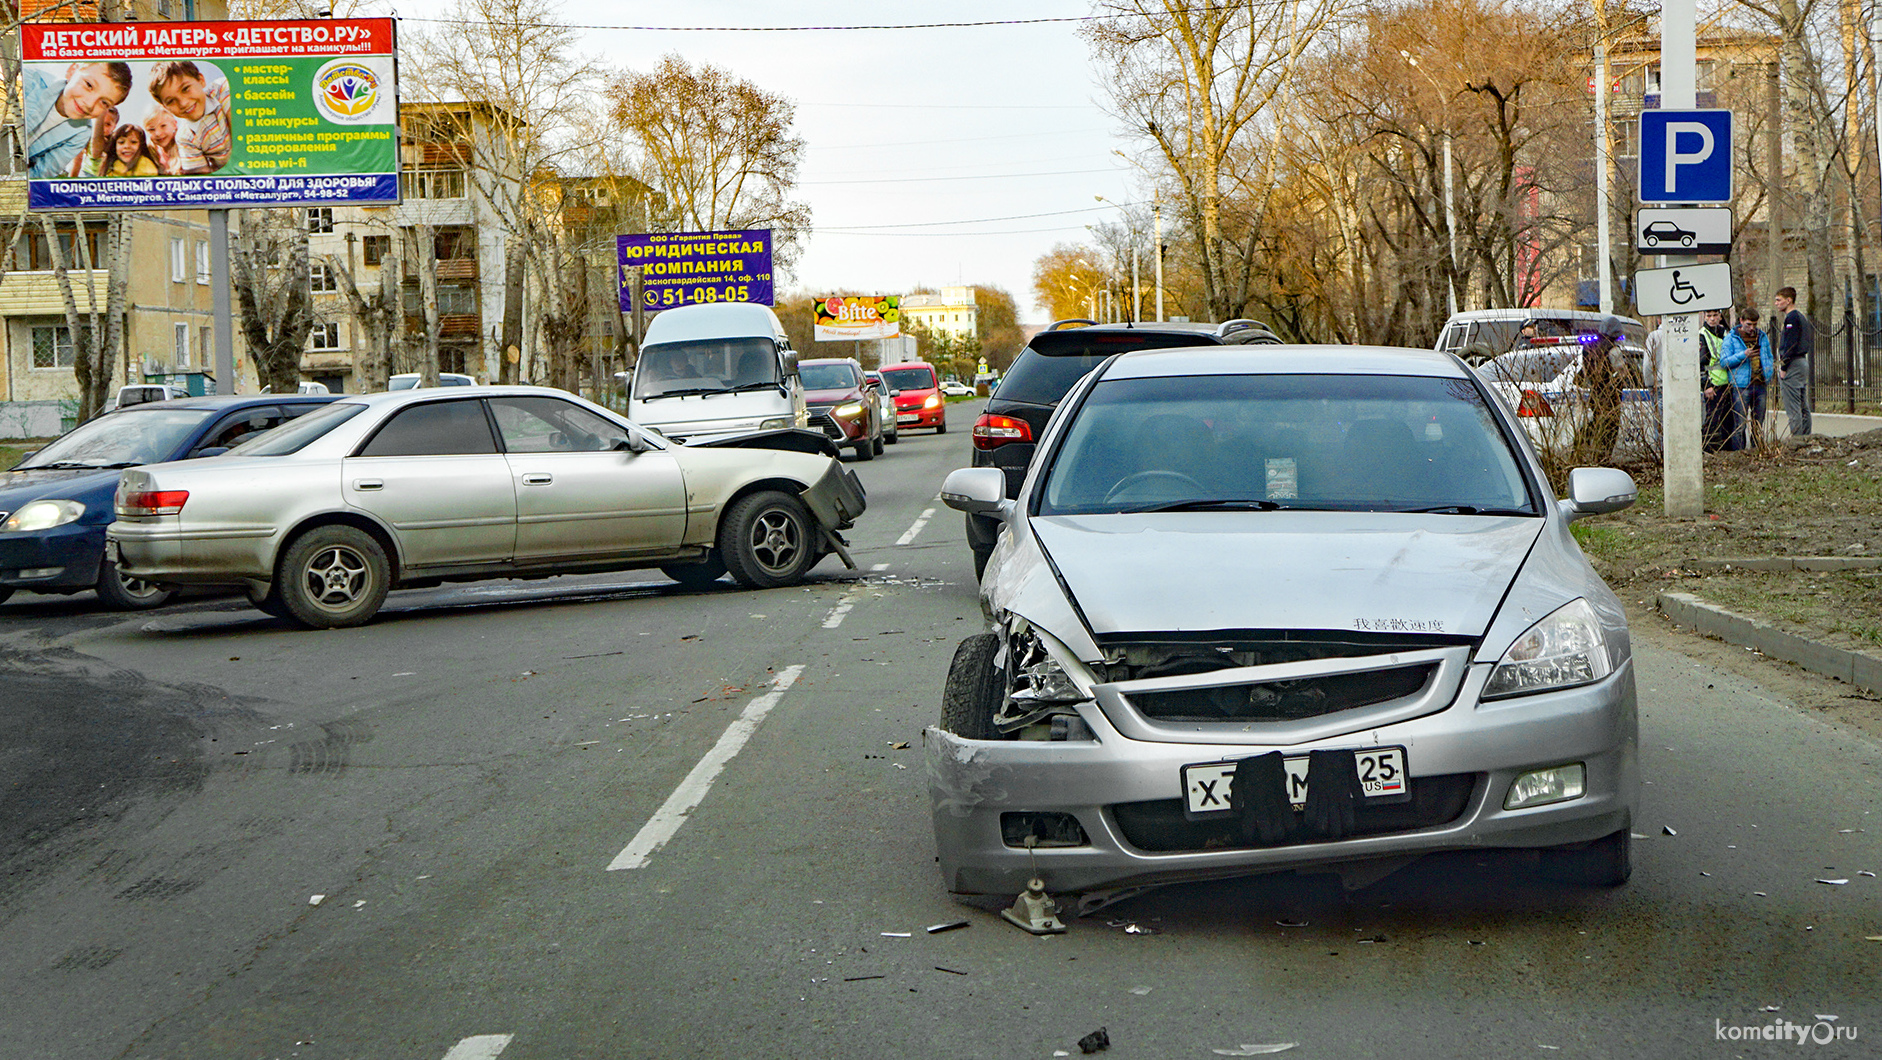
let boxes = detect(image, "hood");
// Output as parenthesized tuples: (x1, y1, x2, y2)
(1030, 511, 1544, 639)
(628, 390, 795, 435)
(0, 467, 124, 507)
(804, 387, 864, 405)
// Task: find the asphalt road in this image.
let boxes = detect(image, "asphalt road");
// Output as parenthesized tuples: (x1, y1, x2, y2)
(2, 402, 1879, 1059)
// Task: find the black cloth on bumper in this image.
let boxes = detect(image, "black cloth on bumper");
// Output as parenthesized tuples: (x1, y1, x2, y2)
(1229, 751, 1293, 845)
(1301, 748, 1360, 840)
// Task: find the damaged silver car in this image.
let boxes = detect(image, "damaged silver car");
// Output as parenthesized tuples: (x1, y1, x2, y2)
(930, 345, 1639, 901)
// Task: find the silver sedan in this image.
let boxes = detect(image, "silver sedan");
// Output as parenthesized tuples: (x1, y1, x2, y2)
(108, 386, 865, 628)
(932, 345, 1639, 900)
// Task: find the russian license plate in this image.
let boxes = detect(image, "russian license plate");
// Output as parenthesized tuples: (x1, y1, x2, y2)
(1182, 747, 1409, 816)
(898, 413, 920, 423)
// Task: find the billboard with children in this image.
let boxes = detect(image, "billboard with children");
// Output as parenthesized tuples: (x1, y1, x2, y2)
(21, 18, 399, 211)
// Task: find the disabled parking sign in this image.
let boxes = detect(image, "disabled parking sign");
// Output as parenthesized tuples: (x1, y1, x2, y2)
(1634, 261, 1733, 315)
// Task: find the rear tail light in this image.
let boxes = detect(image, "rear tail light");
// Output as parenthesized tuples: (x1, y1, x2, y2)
(972, 414, 1033, 451)
(120, 490, 189, 516)
(1517, 390, 1554, 418)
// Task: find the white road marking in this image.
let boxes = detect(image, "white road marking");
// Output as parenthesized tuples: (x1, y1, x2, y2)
(607, 665, 806, 871)
(822, 585, 866, 629)
(441, 1035, 514, 1060)
(870, 562, 890, 572)
(896, 507, 936, 546)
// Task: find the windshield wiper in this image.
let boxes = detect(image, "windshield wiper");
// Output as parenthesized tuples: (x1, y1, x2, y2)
(1121, 498, 1291, 514)
(726, 380, 784, 392)
(1393, 504, 1534, 516)
(640, 386, 728, 400)
(18, 460, 137, 471)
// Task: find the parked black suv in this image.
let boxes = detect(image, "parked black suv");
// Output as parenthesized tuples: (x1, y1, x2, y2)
(964, 318, 1281, 576)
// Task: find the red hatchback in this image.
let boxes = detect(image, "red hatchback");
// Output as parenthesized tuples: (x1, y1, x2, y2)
(880, 361, 947, 434)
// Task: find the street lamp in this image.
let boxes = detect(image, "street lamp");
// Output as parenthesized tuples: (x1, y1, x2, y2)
(1111, 151, 1164, 321)
(1095, 195, 1141, 323)
(1400, 50, 1459, 317)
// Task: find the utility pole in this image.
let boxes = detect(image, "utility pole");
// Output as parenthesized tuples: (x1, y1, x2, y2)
(1660, 0, 1704, 518)
(1153, 195, 1164, 322)
(1595, 43, 1614, 315)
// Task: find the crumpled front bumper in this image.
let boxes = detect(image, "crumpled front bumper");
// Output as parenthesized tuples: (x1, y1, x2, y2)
(925, 659, 1637, 895)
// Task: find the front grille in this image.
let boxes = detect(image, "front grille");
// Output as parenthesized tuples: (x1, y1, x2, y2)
(807, 408, 843, 439)
(1109, 773, 1478, 853)
(1095, 630, 1473, 681)
(1129, 663, 1435, 723)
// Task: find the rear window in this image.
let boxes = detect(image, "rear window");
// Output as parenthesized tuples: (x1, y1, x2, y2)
(226, 402, 366, 456)
(996, 331, 1219, 407)
(881, 366, 935, 391)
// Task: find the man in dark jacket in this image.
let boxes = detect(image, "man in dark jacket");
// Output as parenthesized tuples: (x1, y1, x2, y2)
(1773, 286, 1812, 436)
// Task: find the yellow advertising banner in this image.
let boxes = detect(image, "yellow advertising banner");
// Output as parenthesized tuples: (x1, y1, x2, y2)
(813, 295, 900, 341)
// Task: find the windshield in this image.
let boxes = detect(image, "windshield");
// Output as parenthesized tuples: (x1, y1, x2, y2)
(14, 407, 215, 469)
(225, 402, 367, 456)
(881, 367, 935, 391)
(1038, 373, 1536, 517)
(633, 337, 780, 399)
(998, 331, 1216, 406)
(799, 362, 861, 391)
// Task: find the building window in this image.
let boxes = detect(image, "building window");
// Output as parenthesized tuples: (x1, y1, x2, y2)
(362, 235, 390, 266)
(30, 325, 79, 369)
(434, 228, 475, 260)
(195, 239, 210, 284)
(310, 322, 342, 350)
(309, 263, 339, 293)
(399, 168, 467, 200)
(170, 237, 186, 282)
(438, 285, 478, 315)
(307, 208, 335, 233)
(175, 322, 190, 368)
(201, 326, 212, 363)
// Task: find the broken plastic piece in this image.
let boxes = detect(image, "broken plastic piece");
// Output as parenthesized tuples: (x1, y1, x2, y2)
(1211, 1045, 1298, 1056)
(1864, 936, 1882, 942)
(1817, 878, 1850, 885)
(934, 966, 967, 975)
(926, 920, 970, 934)
(891, 741, 910, 750)
(1001, 878, 1067, 935)
(308, 894, 325, 906)
(1077, 1027, 1110, 1054)
(1861, 871, 1877, 878)
(1662, 826, 1677, 836)
(842, 975, 884, 982)
(1128, 986, 1152, 995)
(1122, 922, 1155, 935)
(880, 931, 913, 937)
(1274, 919, 1309, 928)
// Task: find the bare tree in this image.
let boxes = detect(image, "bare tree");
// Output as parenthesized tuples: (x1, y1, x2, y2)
(230, 209, 314, 395)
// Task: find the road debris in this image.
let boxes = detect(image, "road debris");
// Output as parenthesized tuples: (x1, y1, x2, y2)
(926, 920, 970, 934)
(1864, 936, 1882, 942)
(1123, 923, 1156, 935)
(308, 894, 325, 906)
(1754, 891, 1768, 896)
(880, 931, 913, 938)
(1129, 986, 1152, 995)
(934, 966, 968, 976)
(1357, 934, 1388, 943)
(1001, 878, 1067, 935)
(842, 975, 884, 982)
(1077, 1027, 1110, 1053)
(1211, 1044, 1297, 1056)
(1662, 826, 1678, 836)
(890, 741, 910, 750)
(1817, 878, 1850, 885)
(1274, 919, 1309, 928)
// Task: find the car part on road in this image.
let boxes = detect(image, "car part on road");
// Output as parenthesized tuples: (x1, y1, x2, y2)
(720, 490, 816, 588)
(93, 556, 172, 611)
(1076, 1027, 1109, 1054)
(277, 524, 391, 628)
(1000, 877, 1066, 934)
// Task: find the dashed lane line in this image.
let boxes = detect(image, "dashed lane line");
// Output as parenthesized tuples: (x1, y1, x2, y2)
(896, 507, 937, 546)
(441, 1035, 513, 1060)
(606, 665, 806, 871)
(822, 585, 866, 629)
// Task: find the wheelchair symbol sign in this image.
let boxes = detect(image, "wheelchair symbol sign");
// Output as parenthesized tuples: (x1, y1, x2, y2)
(1634, 261, 1732, 315)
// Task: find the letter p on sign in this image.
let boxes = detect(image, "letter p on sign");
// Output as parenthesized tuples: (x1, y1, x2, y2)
(1640, 110, 1733, 203)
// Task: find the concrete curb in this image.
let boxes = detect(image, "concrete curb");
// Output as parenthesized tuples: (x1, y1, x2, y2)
(1657, 591, 1882, 694)
(1679, 556, 1882, 572)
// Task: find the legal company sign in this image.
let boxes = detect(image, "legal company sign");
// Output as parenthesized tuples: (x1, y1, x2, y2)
(22, 19, 399, 211)
(617, 229, 774, 310)
(1638, 109, 1733, 203)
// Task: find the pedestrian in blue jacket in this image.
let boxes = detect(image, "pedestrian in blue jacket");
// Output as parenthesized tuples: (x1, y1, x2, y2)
(1719, 307, 1774, 450)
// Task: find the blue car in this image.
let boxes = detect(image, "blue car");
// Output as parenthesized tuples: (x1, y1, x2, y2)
(0, 394, 337, 610)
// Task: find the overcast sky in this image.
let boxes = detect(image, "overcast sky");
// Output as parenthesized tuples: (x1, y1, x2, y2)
(395, 1, 1137, 322)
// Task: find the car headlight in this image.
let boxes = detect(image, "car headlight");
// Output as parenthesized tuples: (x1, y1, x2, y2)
(834, 402, 865, 418)
(1483, 598, 1612, 698)
(759, 417, 793, 430)
(923, 393, 943, 409)
(3, 499, 85, 532)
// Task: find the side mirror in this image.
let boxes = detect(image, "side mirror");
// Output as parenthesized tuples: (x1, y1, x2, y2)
(611, 433, 650, 453)
(941, 467, 1008, 516)
(889, 389, 902, 397)
(1560, 467, 1637, 521)
(779, 348, 799, 375)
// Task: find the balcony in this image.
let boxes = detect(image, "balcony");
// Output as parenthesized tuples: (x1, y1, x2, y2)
(436, 258, 478, 282)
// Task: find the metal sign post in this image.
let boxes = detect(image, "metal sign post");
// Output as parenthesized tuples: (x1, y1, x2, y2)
(211, 209, 234, 394)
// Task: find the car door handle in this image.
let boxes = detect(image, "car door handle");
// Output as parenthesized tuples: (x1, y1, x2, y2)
(521, 473, 553, 485)
(352, 479, 383, 491)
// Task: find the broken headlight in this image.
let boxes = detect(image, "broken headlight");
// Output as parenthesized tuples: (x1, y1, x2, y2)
(1483, 598, 1611, 699)
(997, 618, 1095, 739)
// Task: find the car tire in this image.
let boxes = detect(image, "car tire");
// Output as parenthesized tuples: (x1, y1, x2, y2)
(276, 524, 391, 629)
(936, 416, 948, 434)
(873, 435, 885, 456)
(884, 425, 899, 444)
(94, 556, 174, 611)
(720, 490, 817, 589)
(940, 633, 1002, 739)
(662, 553, 727, 589)
(852, 437, 875, 460)
(1540, 828, 1631, 887)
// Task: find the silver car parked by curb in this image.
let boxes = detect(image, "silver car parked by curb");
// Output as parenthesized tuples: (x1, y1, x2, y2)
(108, 386, 865, 628)
(931, 345, 1639, 900)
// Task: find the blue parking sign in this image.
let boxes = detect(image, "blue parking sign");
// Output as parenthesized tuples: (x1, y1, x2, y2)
(1639, 110, 1733, 203)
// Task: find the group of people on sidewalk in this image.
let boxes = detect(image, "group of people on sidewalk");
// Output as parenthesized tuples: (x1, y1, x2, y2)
(1695, 286, 1813, 451)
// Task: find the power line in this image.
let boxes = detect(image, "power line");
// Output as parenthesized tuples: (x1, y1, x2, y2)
(811, 225, 1096, 237)
(816, 203, 1144, 231)
(817, 129, 1110, 151)
(802, 167, 1124, 186)
(802, 101, 1097, 111)
(401, 13, 1104, 32)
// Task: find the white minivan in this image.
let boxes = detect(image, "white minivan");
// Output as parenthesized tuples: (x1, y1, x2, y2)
(627, 302, 808, 442)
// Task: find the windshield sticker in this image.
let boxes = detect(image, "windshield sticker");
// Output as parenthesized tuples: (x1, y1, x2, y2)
(1264, 458, 1298, 499)
(1355, 618, 1445, 633)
